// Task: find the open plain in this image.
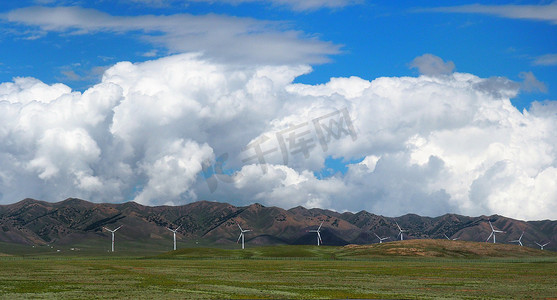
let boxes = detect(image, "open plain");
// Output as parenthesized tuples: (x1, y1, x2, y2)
(1, 241, 556, 299)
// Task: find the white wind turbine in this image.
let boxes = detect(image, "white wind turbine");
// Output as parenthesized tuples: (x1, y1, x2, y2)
(486, 221, 504, 243)
(237, 223, 251, 249)
(485, 221, 504, 244)
(374, 233, 390, 244)
(395, 222, 406, 241)
(308, 221, 324, 246)
(167, 225, 181, 251)
(535, 241, 550, 250)
(444, 234, 460, 241)
(103, 225, 122, 252)
(510, 231, 524, 246)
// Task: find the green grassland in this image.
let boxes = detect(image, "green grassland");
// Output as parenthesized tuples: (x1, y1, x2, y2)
(0, 241, 556, 299)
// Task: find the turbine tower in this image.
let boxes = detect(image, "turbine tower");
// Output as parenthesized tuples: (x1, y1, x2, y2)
(103, 225, 122, 252)
(535, 241, 550, 250)
(237, 223, 251, 249)
(308, 221, 324, 246)
(374, 233, 389, 244)
(167, 225, 181, 251)
(444, 234, 459, 241)
(486, 221, 504, 243)
(395, 221, 406, 241)
(510, 231, 524, 246)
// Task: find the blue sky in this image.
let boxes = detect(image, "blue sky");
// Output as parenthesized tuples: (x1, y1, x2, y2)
(1, 1, 556, 219)
(2, 1, 554, 107)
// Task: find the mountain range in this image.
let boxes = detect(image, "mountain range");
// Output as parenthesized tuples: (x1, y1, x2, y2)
(0, 198, 555, 251)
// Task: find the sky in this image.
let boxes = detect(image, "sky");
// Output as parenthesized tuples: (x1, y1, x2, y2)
(0, 0, 556, 220)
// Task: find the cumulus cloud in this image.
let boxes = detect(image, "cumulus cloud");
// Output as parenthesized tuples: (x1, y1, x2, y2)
(424, 3, 557, 25)
(1, 6, 339, 64)
(409, 54, 455, 76)
(0, 77, 71, 104)
(1, 53, 557, 220)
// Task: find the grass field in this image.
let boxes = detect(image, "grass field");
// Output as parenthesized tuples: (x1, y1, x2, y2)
(0, 243, 556, 299)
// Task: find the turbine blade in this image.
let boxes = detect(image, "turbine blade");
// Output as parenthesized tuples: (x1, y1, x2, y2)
(444, 234, 449, 240)
(114, 225, 123, 231)
(374, 233, 380, 239)
(489, 221, 494, 231)
(237, 223, 242, 231)
(395, 221, 402, 231)
(486, 232, 493, 242)
(318, 221, 324, 231)
(237, 233, 242, 243)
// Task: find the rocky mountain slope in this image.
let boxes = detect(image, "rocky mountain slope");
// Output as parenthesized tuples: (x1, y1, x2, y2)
(0, 198, 555, 251)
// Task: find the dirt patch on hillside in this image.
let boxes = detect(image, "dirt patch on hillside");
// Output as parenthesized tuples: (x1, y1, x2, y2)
(341, 239, 556, 258)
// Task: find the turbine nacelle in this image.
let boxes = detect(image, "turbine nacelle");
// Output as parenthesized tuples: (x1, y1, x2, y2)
(103, 225, 122, 233)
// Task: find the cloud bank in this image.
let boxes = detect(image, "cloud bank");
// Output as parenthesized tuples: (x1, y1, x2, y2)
(1, 53, 556, 220)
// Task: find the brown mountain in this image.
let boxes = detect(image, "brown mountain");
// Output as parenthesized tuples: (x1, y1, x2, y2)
(0, 198, 555, 251)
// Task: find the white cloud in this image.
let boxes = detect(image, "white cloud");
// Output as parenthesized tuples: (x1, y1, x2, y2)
(0, 77, 71, 104)
(425, 3, 557, 25)
(409, 54, 455, 76)
(533, 53, 557, 66)
(127, 0, 360, 11)
(2, 6, 339, 64)
(1, 53, 557, 220)
(519, 71, 547, 93)
(134, 139, 213, 206)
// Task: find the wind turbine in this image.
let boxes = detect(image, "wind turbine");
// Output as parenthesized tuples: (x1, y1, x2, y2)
(510, 231, 524, 246)
(103, 225, 122, 252)
(237, 223, 251, 249)
(535, 241, 550, 250)
(395, 221, 406, 241)
(486, 221, 504, 243)
(167, 225, 181, 251)
(374, 233, 390, 244)
(308, 221, 324, 246)
(444, 234, 460, 241)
